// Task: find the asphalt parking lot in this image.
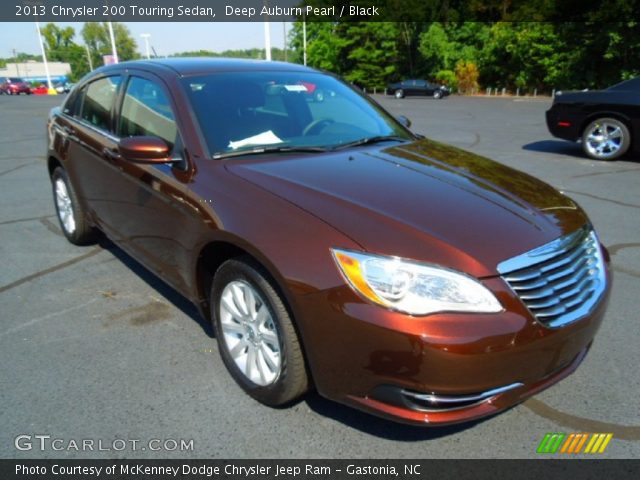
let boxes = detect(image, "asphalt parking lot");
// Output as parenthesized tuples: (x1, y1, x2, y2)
(1, 93, 638, 459)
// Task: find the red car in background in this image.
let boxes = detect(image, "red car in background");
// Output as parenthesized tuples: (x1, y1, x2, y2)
(0, 77, 32, 95)
(30, 84, 49, 95)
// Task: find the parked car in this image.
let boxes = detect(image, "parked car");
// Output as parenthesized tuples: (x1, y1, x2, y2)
(0, 77, 32, 95)
(546, 77, 639, 160)
(30, 84, 49, 95)
(54, 81, 74, 94)
(387, 79, 450, 99)
(47, 58, 610, 426)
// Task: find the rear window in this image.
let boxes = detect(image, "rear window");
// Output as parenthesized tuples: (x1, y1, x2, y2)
(9, 78, 23, 83)
(607, 77, 640, 91)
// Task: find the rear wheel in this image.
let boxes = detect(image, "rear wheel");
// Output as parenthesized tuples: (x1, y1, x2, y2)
(211, 257, 308, 406)
(582, 117, 630, 160)
(51, 167, 97, 245)
(433, 90, 443, 99)
(394, 89, 404, 99)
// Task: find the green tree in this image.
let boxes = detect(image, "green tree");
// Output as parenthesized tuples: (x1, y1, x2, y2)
(340, 22, 401, 89)
(81, 22, 138, 68)
(478, 22, 570, 92)
(288, 22, 344, 72)
(40, 23, 90, 81)
(418, 22, 487, 78)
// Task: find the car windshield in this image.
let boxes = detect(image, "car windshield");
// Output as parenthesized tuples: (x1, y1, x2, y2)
(607, 77, 640, 91)
(182, 71, 412, 157)
(9, 78, 23, 83)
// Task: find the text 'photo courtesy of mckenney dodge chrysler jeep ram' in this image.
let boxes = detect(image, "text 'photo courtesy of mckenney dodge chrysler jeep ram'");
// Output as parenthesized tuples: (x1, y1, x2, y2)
(47, 58, 610, 426)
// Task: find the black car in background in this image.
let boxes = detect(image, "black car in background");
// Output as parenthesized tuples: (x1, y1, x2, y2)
(546, 77, 640, 160)
(387, 79, 450, 99)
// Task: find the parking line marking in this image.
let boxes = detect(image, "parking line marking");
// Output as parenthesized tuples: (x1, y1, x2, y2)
(0, 247, 102, 294)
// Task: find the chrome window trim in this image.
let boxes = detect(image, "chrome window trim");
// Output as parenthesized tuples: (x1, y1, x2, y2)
(63, 112, 121, 143)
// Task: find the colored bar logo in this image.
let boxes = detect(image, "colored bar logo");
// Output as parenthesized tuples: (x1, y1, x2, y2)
(537, 433, 613, 454)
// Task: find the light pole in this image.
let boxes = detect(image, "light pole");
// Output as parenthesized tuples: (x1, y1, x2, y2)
(34, 21, 56, 95)
(12, 48, 21, 77)
(107, 21, 119, 64)
(303, 19, 307, 66)
(283, 22, 287, 62)
(85, 44, 94, 71)
(140, 33, 151, 59)
(263, 22, 272, 61)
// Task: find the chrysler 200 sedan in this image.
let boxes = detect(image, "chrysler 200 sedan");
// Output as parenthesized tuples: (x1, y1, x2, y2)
(47, 59, 610, 426)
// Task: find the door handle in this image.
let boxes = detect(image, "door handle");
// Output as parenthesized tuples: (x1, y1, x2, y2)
(102, 147, 121, 161)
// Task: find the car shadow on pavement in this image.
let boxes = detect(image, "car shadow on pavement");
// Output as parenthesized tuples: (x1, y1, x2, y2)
(303, 391, 489, 440)
(522, 140, 585, 158)
(98, 236, 214, 338)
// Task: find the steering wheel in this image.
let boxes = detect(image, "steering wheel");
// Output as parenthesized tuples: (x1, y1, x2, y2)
(303, 118, 335, 136)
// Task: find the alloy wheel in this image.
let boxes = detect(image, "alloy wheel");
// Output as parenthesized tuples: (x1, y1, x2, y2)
(584, 121, 624, 159)
(54, 178, 76, 234)
(219, 280, 281, 386)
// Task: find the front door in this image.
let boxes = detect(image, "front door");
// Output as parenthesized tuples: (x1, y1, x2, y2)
(106, 73, 194, 293)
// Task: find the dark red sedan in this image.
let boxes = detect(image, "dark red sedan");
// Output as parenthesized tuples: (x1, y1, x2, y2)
(0, 77, 32, 95)
(46, 58, 610, 426)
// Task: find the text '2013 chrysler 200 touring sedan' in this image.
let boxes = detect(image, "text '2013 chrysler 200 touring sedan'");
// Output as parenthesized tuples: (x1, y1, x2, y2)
(47, 59, 610, 426)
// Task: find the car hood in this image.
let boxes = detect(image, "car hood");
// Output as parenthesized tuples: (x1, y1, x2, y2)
(225, 138, 588, 278)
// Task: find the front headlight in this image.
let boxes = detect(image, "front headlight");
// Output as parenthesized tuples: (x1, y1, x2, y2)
(331, 248, 502, 316)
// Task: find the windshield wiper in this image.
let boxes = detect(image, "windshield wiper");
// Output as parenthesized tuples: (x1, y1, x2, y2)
(213, 145, 328, 160)
(331, 135, 408, 151)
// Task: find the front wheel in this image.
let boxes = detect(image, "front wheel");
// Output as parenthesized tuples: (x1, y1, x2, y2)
(211, 257, 308, 406)
(394, 89, 404, 99)
(582, 117, 630, 160)
(433, 90, 443, 99)
(51, 167, 97, 245)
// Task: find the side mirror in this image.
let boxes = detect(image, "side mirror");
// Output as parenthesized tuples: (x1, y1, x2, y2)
(397, 115, 411, 128)
(119, 136, 171, 164)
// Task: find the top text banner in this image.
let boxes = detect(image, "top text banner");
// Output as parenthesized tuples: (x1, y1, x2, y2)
(7, 0, 638, 22)
(6, 0, 388, 22)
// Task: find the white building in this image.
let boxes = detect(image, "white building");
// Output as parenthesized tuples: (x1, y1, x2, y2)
(0, 61, 71, 83)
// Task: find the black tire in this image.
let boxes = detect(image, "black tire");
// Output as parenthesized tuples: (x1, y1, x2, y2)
(211, 257, 308, 406)
(394, 89, 404, 99)
(433, 90, 443, 99)
(581, 117, 631, 161)
(51, 167, 97, 245)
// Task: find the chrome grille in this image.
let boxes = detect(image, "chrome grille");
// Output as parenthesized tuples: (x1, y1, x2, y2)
(497, 227, 607, 328)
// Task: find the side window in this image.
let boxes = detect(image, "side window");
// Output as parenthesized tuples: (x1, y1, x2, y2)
(63, 86, 83, 116)
(118, 76, 177, 151)
(80, 76, 121, 132)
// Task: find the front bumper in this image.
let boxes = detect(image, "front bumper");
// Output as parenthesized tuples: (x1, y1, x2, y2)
(546, 106, 582, 141)
(294, 271, 610, 426)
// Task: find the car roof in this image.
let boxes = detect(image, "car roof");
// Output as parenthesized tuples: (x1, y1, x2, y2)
(94, 57, 316, 77)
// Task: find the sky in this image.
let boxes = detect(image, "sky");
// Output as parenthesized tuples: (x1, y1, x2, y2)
(0, 22, 291, 58)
